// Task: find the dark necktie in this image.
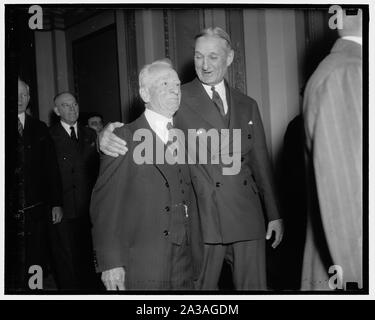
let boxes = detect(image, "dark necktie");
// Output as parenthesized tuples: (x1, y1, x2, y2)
(18, 118, 23, 137)
(70, 126, 78, 142)
(211, 86, 225, 116)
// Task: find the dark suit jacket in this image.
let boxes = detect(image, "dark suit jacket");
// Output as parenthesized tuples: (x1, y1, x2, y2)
(302, 39, 362, 289)
(6, 114, 62, 282)
(50, 122, 99, 219)
(174, 78, 280, 244)
(20, 114, 62, 211)
(90, 114, 202, 285)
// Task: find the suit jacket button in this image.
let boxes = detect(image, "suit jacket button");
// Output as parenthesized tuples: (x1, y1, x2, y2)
(216, 182, 221, 187)
(244, 180, 248, 185)
(165, 182, 169, 188)
(241, 157, 244, 162)
(165, 206, 170, 212)
(248, 134, 252, 139)
(163, 230, 169, 236)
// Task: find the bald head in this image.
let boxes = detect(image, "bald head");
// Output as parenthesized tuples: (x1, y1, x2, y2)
(54, 92, 79, 125)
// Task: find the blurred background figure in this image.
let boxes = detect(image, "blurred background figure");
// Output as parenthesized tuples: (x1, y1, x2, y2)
(301, 8, 362, 290)
(6, 78, 63, 292)
(87, 113, 104, 134)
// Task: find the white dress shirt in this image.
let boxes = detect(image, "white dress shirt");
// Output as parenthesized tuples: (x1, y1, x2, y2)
(18, 112, 25, 128)
(341, 36, 362, 46)
(144, 108, 173, 144)
(201, 80, 228, 115)
(60, 120, 78, 138)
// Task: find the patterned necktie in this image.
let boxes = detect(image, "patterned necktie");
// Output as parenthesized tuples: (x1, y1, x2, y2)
(166, 122, 177, 157)
(18, 117, 23, 137)
(70, 126, 78, 142)
(211, 86, 225, 116)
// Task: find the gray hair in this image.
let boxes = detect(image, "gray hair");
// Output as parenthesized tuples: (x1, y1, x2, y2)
(53, 91, 78, 104)
(139, 58, 174, 90)
(195, 27, 232, 50)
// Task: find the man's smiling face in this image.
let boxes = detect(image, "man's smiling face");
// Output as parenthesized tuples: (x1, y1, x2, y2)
(194, 35, 234, 86)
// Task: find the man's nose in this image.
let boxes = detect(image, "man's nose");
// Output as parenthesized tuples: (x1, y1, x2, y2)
(170, 85, 180, 94)
(202, 57, 209, 70)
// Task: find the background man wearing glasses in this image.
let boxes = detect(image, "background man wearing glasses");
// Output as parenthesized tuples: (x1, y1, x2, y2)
(49, 92, 100, 290)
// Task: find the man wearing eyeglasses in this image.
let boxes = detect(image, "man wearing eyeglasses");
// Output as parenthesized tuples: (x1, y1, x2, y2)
(49, 92, 100, 290)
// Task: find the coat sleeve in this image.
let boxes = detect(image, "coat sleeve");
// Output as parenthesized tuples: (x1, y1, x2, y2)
(90, 126, 133, 273)
(249, 101, 280, 222)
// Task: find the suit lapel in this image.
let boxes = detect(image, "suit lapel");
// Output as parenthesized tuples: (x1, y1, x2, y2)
(184, 78, 227, 130)
(222, 85, 252, 155)
(132, 113, 169, 183)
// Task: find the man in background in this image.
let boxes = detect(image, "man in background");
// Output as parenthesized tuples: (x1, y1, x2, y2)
(301, 9, 363, 290)
(6, 79, 63, 291)
(49, 92, 100, 290)
(87, 113, 104, 134)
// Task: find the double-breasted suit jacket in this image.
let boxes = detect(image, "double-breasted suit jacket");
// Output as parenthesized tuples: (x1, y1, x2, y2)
(174, 78, 280, 244)
(90, 114, 202, 288)
(49, 123, 99, 219)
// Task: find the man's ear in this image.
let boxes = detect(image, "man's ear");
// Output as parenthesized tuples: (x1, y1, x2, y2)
(139, 87, 150, 103)
(226, 49, 234, 67)
(54, 107, 60, 116)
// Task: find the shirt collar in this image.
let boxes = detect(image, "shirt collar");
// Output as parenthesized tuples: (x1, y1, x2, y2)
(201, 80, 226, 98)
(60, 120, 78, 138)
(18, 112, 25, 128)
(201, 80, 228, 114)
(341, 36, 362, 46)
(144, 108, 173, 144)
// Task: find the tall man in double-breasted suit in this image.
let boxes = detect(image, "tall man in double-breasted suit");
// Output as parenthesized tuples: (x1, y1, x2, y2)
(49, 92, 100, 290)
(91, 59, 202, 290)
(6, 79, 63, 291)
(99, 27, 283, 290)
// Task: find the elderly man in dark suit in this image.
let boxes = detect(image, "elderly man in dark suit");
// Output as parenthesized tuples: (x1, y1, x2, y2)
(49, 92, 99, 290)
(6, 79, 63, 291)
(301, 9, 363, 290)
(99, 27, 283, 290)
(91, 59, 202, 290)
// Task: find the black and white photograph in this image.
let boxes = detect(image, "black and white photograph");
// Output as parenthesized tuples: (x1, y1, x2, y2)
(2, 1, 369, 298)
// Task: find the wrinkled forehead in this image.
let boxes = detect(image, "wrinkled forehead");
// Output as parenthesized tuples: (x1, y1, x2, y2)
(195, 35, 229, 53)
(148, 65, 179, 84)
(56, 93, 77, 105)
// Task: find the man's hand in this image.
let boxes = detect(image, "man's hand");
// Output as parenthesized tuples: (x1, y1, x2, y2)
(99, 122, 128, 157)
(266, 218, 284, 249)
(102, 267, 126, 290)
(51, 206, 63, 224)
